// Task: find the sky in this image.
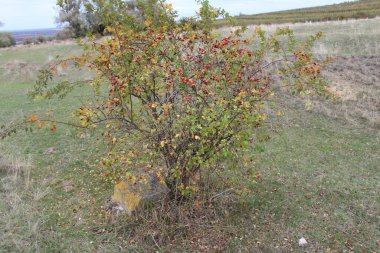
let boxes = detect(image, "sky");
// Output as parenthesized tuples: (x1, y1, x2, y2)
(0, 0, 352, 31)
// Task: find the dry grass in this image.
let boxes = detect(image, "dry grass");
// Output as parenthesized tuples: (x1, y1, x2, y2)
(0, 153, 44, 252)
(317, 56, 380, 128)
(0, 39, 76, 52)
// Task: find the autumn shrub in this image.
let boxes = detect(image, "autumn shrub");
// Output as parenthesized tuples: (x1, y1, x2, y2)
(28, 0, 327, 199)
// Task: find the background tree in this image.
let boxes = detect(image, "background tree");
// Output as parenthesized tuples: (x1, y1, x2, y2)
(56, 0, 164, 37)
(56, 0, 86, 37)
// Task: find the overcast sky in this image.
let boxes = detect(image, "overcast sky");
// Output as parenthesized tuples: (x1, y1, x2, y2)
(0, 0, 351, 31)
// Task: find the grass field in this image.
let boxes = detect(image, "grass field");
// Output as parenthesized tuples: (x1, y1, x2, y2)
(216, 0, 380, 27)
(0, 18, 379, 252)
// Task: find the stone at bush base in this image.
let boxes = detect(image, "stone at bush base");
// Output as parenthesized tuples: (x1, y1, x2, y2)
(111, 169, 169, 215)
(299, 237, 308, 247)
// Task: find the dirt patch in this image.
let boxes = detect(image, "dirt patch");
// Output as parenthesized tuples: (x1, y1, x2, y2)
(0, 60, 40, 79)
(326, 56, 380, 87)
(319, 56, 380, 128)
(274, 55, 380, 128)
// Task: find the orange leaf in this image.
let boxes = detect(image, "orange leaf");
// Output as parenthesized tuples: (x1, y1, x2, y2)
(50, 123, 57, 132)
(29, 114, 39, 123)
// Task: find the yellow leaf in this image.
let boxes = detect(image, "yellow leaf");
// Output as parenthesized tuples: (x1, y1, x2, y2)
(105, 26, 115, 33)
(163, 103, 172, 114)
(164, 4, 173, 12)
(37, 120, 43, 129)
(143, 21, 151, 27)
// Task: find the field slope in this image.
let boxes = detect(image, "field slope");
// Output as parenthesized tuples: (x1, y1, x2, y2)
(216, 0, 380, 27)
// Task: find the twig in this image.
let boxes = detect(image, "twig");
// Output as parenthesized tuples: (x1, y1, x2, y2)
(210, 188, 234, 201)
(151, 234, 162, 252)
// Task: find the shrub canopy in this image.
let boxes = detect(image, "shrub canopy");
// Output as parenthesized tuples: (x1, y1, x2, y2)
(30, 0, 327, 199)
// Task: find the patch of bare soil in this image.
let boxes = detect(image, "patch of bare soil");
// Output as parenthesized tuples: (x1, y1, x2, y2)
(0, 60, 40, 78)
(272, 55, 379, 129)
(316, 56, 380, 128)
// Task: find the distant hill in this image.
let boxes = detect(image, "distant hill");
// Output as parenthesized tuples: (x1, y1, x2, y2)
(8, 28, 61, 44)
(216, 0, 380, 27)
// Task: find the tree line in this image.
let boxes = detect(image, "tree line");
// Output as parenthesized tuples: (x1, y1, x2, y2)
(56, 0, 164, 38)
(1, 0, 156, 48)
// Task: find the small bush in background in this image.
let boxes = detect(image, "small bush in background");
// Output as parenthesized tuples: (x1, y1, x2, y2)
(23, 35, 55, 46)
(0, 33, 16, 48)
(23, 37, 36, 45)
(55, 29, 74, 41)
(36, 35, 47, 44)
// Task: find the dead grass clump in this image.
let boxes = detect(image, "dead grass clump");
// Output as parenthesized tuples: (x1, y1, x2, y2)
(105, 192, 245, 252)
(0, 154, 25, 175)
(0, 154, 41, 252)
(98, 166, 253, 252)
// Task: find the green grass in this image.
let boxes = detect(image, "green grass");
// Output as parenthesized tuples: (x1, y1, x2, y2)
(245, 111, 379, 251)
(216, 0, 380, 27)
(0, 23, 379, 251)
(0, 43, 81, 64)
